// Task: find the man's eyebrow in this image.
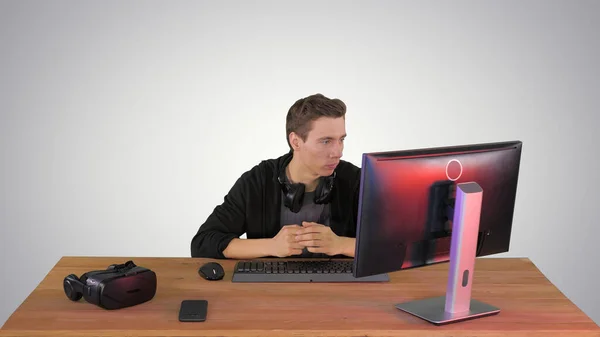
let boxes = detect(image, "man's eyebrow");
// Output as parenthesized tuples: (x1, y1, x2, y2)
(318, 134, 347, 140)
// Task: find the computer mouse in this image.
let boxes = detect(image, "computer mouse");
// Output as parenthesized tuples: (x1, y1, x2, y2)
(198, 262, 225, 281)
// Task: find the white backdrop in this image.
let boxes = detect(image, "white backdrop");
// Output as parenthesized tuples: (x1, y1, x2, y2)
(1, 0, 599, 326)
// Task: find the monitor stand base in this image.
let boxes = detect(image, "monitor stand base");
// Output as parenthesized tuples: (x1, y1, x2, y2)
(395, 296, 499, 325)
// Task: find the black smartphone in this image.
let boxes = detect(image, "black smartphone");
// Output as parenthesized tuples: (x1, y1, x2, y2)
(178, 300, 208, 322)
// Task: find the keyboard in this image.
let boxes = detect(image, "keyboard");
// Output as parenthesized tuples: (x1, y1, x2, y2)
(231, 260, 389, 283)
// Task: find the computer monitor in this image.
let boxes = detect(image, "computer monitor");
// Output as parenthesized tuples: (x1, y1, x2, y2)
(352, 140, 522, 325)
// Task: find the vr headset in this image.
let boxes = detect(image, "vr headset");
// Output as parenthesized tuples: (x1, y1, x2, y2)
(63, 260, 157, 310)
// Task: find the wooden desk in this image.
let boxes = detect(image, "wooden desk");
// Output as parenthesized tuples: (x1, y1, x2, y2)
(1, 257, 598, 336)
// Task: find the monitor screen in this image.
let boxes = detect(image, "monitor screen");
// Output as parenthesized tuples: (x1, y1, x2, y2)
(353, 140, 522, 278)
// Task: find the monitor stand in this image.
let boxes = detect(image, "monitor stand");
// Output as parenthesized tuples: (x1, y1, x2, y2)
(395, 182, 500, 325)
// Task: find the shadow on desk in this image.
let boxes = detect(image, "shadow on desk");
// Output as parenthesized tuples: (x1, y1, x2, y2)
(0, 257, 598, 337)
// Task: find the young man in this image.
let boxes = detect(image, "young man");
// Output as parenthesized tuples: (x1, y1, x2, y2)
(190, 93, 361, 259)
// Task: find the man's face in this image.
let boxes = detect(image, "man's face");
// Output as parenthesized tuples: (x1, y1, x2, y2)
(293, 116, 346, 177)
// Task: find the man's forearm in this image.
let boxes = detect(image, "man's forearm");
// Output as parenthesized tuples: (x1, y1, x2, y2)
(339, 237, 356, 257)
(222, 238, 273, 259)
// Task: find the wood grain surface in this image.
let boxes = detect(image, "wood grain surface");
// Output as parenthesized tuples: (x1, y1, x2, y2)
(1, 256, 598, 337)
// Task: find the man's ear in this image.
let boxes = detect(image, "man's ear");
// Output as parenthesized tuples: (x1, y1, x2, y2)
(289, 132, 301, 151)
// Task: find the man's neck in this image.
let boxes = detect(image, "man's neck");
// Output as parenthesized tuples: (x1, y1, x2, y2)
(287, 156, 319, 192)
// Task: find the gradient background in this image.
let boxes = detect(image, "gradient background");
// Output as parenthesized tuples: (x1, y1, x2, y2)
(1, 0, 598, 327)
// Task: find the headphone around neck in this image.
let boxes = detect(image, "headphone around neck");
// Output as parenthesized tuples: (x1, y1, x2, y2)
(277, 162, 336, 213)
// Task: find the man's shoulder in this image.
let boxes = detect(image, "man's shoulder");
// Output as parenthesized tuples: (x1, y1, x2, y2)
(336, 159, 360, 179)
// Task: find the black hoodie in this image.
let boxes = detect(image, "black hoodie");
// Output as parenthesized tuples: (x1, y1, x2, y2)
(190, 151, 362, 258)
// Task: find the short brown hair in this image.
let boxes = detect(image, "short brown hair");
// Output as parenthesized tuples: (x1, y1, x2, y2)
(285, 93, 346, 150)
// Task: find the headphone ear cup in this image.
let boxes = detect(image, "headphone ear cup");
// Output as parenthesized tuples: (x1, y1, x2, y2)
(63, 274, 84, 301)
(283, 181, 305, 213)
(314, 174, 335, 204)
(278, 169, 305, 213)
